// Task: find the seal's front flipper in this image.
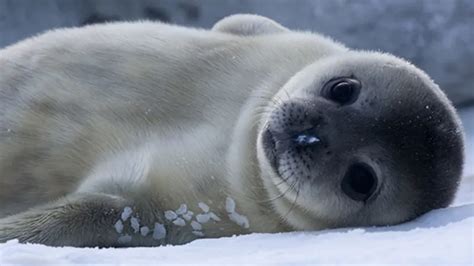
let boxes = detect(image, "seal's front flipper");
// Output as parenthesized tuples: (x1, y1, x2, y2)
(212, 14, 289, 36)
(0, 193, 162, 247)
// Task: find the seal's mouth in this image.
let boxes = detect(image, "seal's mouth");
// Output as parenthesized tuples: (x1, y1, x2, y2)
(262, 128, 279, 171)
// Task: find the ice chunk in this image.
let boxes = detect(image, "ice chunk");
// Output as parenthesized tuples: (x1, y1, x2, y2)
(152, 223, 166, 240)
(225, 197, 236, 213)
(140, 226, 150, 236)
(114, 220, 124, 234)
(191, 221, 202, 231)
(121, 206, 133, 221)
(173, 218, 186, 227)
(192, 231, 205, 237)
(130, 217, 140, 233)
(164, 210, 178, 221)
(229, 212, 250, 229)
(209, 212, 221, 222)
(175, 204, 187, 215)
(118, 234, 132, 244)
(182, 211, 194, 221)
(196, 213, 211, 223)
(198, 202, 210, 213)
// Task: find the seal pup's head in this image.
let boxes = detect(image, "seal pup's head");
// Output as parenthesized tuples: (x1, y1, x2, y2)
(256, 51, 464, 230)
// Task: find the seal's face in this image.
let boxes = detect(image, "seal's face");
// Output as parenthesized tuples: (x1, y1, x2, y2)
(256, 52, 464, 230)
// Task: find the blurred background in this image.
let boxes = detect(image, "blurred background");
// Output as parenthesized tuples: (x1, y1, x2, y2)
(0, 0, 473, 107)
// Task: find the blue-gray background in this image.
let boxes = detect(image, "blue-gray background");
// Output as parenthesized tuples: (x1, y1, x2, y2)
(0, 0, 473, 107)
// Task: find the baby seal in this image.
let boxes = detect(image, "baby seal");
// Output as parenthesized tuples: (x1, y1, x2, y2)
(0, 14, 464, 247)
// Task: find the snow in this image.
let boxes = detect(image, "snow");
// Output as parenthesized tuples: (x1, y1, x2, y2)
(172, 218, 186, 227)
(152, 223, 166, 240)
(175, 204, 188, 215)
(114, 220, 124, 234)
(196, 213, 211, 224)
(164, 210, 178, 221)
(120, 206, 133, 221)
(139, 226, 150, 237)
(191, 221, 203, 231)
(130, 217, 140, 233)
(0, 107, 473, 265)
(198, 202, 210, 213)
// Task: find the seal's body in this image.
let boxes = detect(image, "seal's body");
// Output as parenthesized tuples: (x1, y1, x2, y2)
(0, 15, 464, 247)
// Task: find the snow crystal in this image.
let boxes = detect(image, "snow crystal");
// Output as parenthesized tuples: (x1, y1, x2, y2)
(196, 213, 211, 223)
(209, 212, 221, 222)
(229, 212, 250, 229)
(121, 206, 133, 221)
(295, 134, 320, 145)
(164, 210, 178, 221)
(152, 223, 166, 240)
(191, 221, 202, 231)
(192, 230, 205, 237)
(198, 202, 210, 213)
(225, 197, 249, 228)
(117, 234, 132, 244)
(130, 217, 140, 233)
(175, 204, 187, 215)
(140, 226, 150, 237)
(225, 197, 236, 213)
(173, 218, 186, 227)
(182, 211, 194, 221)
(114, 220, 124, 234)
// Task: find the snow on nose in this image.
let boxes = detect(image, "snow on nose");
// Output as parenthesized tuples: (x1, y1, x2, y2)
(294, 134, 320, 146)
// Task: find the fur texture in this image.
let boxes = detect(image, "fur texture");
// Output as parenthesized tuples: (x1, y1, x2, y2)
(0, 14, 464, 247)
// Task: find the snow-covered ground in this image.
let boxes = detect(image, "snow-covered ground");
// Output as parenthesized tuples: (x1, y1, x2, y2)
(0, 107, 473, 265)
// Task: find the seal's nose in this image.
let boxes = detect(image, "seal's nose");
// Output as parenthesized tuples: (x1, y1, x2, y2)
(293, 131, 321, 146)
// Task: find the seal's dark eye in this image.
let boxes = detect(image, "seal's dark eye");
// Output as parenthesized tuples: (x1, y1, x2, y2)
(341, 163, 377, 202)
(323, 77, 361, 105)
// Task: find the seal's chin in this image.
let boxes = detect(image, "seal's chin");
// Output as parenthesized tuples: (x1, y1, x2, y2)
(261, 128, 279, 171)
